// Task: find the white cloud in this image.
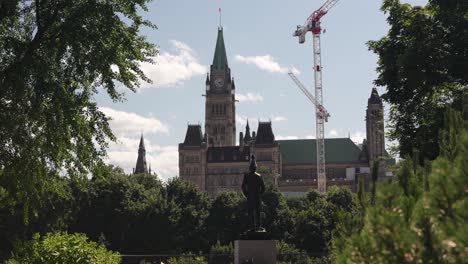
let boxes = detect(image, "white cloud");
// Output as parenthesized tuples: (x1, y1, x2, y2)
(236, 114, 249, 126)
(329, 129, 339, 137)
(236, 114, 287, 127)
(140, 40, 206, 88)
(100, 107, 169, 136)
(236, 92, 264, 103)
(272, 116, 287, 122)
(106, 141, 178, 182)
(147, 146, 179, 181)
(351, 131, 366, 144)
(100, 107, 176, 181)
(234, 54, 300, 75)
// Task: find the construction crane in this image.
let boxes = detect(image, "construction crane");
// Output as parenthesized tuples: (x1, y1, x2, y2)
(288, 71, 330, 122)
(292, 0, 340, 193)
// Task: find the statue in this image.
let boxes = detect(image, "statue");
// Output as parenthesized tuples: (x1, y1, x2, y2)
(241, 155, 266, 232)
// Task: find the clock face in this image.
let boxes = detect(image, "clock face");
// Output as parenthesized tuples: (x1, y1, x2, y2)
(214, 78, 224, 88)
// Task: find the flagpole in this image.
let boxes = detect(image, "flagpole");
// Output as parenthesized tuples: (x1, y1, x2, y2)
(219, 7, 222, 27)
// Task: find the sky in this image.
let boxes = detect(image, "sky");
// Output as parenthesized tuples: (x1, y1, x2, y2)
(96, 0, 429, 181)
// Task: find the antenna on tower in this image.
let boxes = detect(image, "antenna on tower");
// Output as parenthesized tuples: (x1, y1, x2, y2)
(219, 7, 222, 27)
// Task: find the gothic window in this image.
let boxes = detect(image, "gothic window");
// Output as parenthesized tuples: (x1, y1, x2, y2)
(223, 104, 226, 115)
(215, 104, 218, 115)
(221, 127, 225, 134)
(212, 104, 215, 114)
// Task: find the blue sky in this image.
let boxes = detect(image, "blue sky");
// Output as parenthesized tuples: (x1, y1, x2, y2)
(97, 0, 428, 180)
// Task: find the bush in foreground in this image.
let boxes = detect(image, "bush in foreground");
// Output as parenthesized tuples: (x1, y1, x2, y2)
(6, 232, 120, 264)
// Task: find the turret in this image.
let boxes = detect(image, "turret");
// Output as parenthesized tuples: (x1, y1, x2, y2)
(205, 73, 210, 91)
(239, 132, 244, 149)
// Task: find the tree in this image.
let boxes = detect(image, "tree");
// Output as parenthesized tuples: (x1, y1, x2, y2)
(333, 112, 468, 263)
(0, 0, 157, 217)
(6, 232, 120, 264)
(205, 192, 247, 245)
(0, 173, 74, 260)
(368, 0, 467, 161)
(261, 187, 294, 240)
(326, 186, 355, 213)
(166, 178, 211, 253)
(70, 166, 169, 254)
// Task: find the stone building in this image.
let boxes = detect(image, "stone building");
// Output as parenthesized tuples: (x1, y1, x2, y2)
(178, 27, 392, 196)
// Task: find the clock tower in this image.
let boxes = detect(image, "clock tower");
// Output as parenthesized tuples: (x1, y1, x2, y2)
(205, 27, 236, 147)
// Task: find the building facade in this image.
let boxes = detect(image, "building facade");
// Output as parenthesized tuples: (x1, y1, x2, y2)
(178, 27, 392, 196)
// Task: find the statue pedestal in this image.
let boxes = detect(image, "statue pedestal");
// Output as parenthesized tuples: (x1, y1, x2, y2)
(234, 240, 277, 264)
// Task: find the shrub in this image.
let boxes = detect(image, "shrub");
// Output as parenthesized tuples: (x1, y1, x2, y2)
(167, 256, 207, 264)
(208, 241, 233, 264)
(6, 232, 120, 264)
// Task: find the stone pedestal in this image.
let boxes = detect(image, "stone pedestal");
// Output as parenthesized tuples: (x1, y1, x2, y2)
(234, 240, 277, 264)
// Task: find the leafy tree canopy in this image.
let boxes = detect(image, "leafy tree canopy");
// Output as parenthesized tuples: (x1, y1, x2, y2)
(0, 0, 157, 217)
(6, 232, 120, 264)
(368, 0, 467, 161)
(333, 108, 468, 263)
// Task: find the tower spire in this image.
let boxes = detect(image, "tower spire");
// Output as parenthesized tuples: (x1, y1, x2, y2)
(134, 133, 148, 174)
(212, 27, 228, 71)
(244, 119, 252, 142)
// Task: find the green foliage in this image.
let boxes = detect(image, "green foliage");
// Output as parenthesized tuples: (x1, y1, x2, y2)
(371, 160, 379, 204)
(1, 164, 360, 260)
(277, 241, 321, 264)
(166, 178, 211, 253)
(205, 191, 247, 245)
(368, 0, 467, 161)
(70, 166, 169, 254)
(0, 0, 157, 219)
(0, 174, 74, 259)
(208, 241, 233, 264)
(333, 122, 468, 263)
(6, 232, 120, 264)
(167, 256, 207, 264)
(293, 207, 330, 253)
(326, 186, 355, 212)
(439, 108, 464, 161)
(261, 188, 294, 240)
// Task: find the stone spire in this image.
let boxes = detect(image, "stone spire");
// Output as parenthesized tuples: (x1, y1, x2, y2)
(211, 27, 228, 72)
(134, 133, 148, 174)
(244, 119, 252, 142)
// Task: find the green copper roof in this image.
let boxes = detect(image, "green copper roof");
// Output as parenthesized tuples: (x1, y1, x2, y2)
(212, 27, 228, 71)
(278, 138, 366, 165)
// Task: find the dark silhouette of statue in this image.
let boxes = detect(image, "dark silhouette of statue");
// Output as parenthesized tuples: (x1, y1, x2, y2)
(241, 155, 266, 232)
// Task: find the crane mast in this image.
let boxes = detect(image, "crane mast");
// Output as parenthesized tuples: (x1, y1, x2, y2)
(293, 0, 339, 193)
